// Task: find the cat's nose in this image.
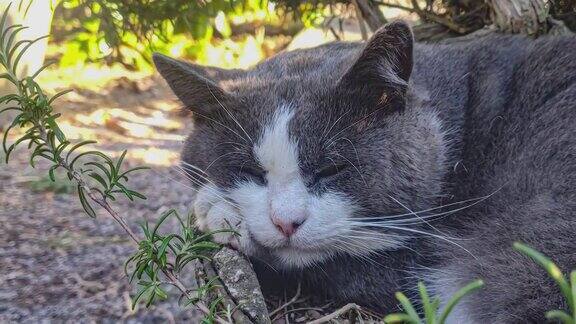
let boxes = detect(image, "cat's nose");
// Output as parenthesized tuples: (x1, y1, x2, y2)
(271, 215, 306, 237)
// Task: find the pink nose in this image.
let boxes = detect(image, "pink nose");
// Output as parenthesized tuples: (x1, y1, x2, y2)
(271, 217, 306, 237)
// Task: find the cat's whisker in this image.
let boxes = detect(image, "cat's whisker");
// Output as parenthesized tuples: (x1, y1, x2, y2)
(178, 163, 233, 197)
(387, 194, 449, 237)
(331, 152, 367, 186)
(191, 109, 251, 145)
(170, 166, 240, 209)
(212, 141, 251, 151)
(353, 190, 499, 221)
(172, 172, 240, 210)
(349, 222, 462, 241)
(180, 160, 209, 174)
(344, 229, 422, 254)
(347, 228, 411, 239)
(157, 169, 241, 219)
(332, 240, 372, 259)
(332, 239, 387, 267)
(325, 156, 340, 173)
(321, 109, 350, 142)
(206, 84, 254, 144)
(331, 137, 362, 167)
(349, 222, 476, 259)
(337, 233, 400, 251)
(178, 163, 221, 188)
(177, 163, 238, 202)
(325, 106, 387, 145)
(205, 151, 251, 172)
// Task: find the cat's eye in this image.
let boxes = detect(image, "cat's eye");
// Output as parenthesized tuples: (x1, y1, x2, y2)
(313, 164, 347, 183)
(236, 166, 266, 183)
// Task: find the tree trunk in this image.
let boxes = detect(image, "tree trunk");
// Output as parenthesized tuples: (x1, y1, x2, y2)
(355, 0, 387, 32)
(489, 0, 549, 35)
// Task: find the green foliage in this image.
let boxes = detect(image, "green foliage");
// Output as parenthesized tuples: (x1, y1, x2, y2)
(384, 280, 484, 324)
(46, 0, 576, 70)
(125, 209, 226, 309)
(514, 242, 576, 324)
(53, 0, 275, 69)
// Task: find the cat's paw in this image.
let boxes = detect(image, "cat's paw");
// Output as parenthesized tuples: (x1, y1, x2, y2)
(193, 184, 245, 250)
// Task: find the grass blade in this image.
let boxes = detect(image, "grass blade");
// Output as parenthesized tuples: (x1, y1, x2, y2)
(418, 281, 435, 324)
(438, 280, 484, 324)
(384, 313, 418, 324)
(514, 242, 573, 309)
(395, 291, 421, 323)
(545, 310, 574, 324)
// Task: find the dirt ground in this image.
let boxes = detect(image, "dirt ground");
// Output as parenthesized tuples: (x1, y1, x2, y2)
(0, 74, 205, 323)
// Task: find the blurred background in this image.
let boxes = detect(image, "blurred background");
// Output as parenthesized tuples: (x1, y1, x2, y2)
(0, 0, 575, 322)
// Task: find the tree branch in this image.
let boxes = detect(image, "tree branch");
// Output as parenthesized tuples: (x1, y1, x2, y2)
(374, 1, 473, 34)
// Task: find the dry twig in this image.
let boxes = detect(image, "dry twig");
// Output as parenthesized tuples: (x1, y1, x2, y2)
(307, 303, 362, 324)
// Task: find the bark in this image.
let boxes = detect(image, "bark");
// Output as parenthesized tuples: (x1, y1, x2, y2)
(489, 0, 549, 35)
(200, 247, 271, 324)
(355, 0, 387, 32)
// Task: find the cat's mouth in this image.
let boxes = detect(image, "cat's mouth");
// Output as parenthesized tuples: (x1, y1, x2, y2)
(247, 228, 333, 256)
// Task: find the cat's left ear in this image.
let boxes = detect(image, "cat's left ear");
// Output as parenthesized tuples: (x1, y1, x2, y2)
(338, 21, 413, 109)
(152, 53, 242, 116)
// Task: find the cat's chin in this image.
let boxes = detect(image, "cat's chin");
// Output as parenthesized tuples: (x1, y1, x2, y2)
(270, 246, 335, 269)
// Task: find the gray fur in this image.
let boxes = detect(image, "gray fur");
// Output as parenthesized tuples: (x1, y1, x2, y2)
(154, 22, 576, 322)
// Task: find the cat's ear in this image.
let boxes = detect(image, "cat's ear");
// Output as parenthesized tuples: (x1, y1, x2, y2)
(153, 53, 239, 115)
(338, 21, 413, 109)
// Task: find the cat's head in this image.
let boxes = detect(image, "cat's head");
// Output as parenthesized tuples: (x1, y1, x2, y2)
(154, 22, 448, 268)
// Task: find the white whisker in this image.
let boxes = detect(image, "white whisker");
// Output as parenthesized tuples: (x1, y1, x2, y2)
(387, 194, 448, 237)
(349, 222, 476, 259)
(171, 167, 240, 210)
(331, 152, 367, 186)
(191, 109, 251, 145)
(325, 106, 387, 145)
(206, 83, 253, 144)
(354, 187, 503, 222)
(205, 151, 250, 171)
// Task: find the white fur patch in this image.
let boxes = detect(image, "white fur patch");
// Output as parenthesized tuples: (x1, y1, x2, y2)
(427, 270, 478, 324)
(255, 108, 300, 179)
(254, 108, 309, 230)
(193, 183, 254, 253)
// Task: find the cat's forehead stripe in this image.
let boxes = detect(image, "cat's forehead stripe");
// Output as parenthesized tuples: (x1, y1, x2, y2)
(254, 106, 299, 178)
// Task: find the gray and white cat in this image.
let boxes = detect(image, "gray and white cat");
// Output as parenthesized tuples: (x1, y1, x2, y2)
(153, 22, 576, 323)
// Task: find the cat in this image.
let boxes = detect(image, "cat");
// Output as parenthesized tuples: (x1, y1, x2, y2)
(153, 21, 576, 323)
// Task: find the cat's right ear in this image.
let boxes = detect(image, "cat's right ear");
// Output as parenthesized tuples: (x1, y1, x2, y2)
(153, 53, 237, 116)
(337, 21, 414, 110)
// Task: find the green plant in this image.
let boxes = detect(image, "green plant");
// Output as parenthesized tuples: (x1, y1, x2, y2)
(0, 4, 231, 322)
(125, 209, 225, 308)
(53, 0, 276, 69)
(514, 242, 576, 324)
(384, 280, 484, 324)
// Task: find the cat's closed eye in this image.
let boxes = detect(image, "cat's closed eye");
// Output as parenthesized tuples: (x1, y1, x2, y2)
(313, 163, 348, 183)
(236, 166, 266, 183)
